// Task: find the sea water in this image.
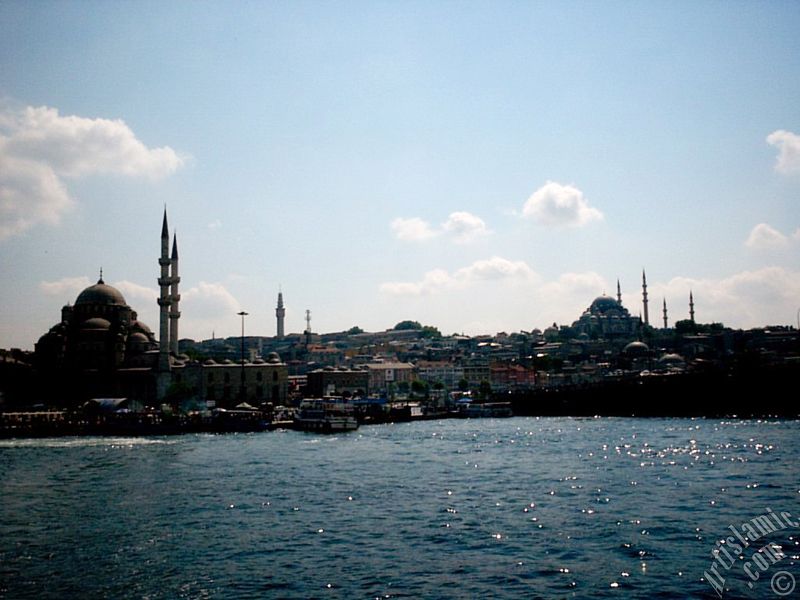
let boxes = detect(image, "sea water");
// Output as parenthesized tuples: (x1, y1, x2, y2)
(1, 417, 798, 599)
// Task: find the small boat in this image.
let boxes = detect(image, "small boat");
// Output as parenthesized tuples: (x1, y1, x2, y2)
(293, 398, 359, 433)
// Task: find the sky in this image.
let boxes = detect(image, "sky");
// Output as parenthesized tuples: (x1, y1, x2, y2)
(1, 1, 799, 350)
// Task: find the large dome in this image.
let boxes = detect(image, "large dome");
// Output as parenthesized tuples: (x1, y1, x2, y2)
(75, 279, 127, 307)
(589, 295, 621, 314)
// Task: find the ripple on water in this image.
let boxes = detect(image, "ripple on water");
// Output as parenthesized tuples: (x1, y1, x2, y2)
(1, 417, 798, 599)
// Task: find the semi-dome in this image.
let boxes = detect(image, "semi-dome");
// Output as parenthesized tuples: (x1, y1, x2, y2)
(81, 317, 111, 330)
(75, 278, 127, 307)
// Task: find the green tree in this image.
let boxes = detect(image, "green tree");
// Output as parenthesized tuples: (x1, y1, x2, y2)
(394, 320, 422, 330)
(347, 326, 364, 335)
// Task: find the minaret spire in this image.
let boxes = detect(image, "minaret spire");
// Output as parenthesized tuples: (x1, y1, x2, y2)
(642, 269, 650, 326)
(158, 208, 172, 371)
(616, 279, 622, 304)
(169, 232, 181, 356)
(663, 298, 668, 329)
(689, 290, 695, 323)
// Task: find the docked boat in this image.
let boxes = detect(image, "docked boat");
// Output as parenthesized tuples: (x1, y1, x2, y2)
(293, 398, 359, 433)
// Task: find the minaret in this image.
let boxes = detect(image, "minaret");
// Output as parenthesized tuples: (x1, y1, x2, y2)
(616, 279, 622, 304)
(304, 309, 312, 346)
(169, 233, 181, 356)
(689, 291, 695, 323)
(275, 290, 285, 339)
(662, 298, 668, 329)
(642, 269, 650, 326)
(158, 209, 172, 371)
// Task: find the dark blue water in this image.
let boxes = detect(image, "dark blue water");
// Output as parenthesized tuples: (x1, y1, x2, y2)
(1, 418, 799, 599)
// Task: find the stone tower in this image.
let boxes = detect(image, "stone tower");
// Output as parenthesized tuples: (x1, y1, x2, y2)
(642, 269, 650, 326)
(276, 290, 285, 339)
(689, 291, 695, 323)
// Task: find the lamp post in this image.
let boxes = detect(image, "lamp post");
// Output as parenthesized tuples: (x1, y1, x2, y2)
(238, 311, 248, 404)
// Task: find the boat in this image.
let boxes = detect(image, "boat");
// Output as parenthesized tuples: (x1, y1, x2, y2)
(463, 401, 514, 418)
(293, 398, 359, 433)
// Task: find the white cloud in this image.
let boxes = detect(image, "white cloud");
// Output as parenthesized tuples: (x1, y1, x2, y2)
(0, 104, 184, 240)
(391, 211, 491, 244)
(745, 223, 790, 250)
(766, 130, 800, 174)
(380, 256, 537, 296)
(653, 267, 800, 328)
(40, 276, 92, 298)
(522, 181, 603, 227)
(390, 217, 438, 242)
(0, 155, 73, 239)
(112, 280, 158, 305)
(180, 281, 242, 340)
(442, 211, 491, 244)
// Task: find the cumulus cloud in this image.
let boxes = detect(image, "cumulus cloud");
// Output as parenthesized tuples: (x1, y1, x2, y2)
(745, 223, 790, 250)
(380, 256, 536, 296)
(391, 211, 490, 244)
(522, 181, 603, 227)
(40, 276, 92, 298)
(0, 104, 185, 240)
(179, 281, 242, 339)
(441, 211, 491, 244)
(653, 267, 800, 328)
(390, 217, 438, 242)
(766, 130, 800, 174)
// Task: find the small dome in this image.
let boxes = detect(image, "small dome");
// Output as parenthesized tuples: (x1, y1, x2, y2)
(81, 317, 111, 330)
(267, 352, 281, 364)
(658, 353, 684, 365)
(75, 279, 127, 307)
(204, 358, 217, 365)
(623, 341, 650, 356)
(131, 320, 153, 335)
(128, 332, 149, 343)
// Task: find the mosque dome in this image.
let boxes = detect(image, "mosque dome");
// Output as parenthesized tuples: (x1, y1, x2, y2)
(128, 332, 149, 343)
(623, 341, 650, 356)
(590, 295, 622, 314)
(267, 352, 281, 364)
(75, 278, 127, 307)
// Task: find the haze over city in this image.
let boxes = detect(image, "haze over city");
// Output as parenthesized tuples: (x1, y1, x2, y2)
(2, 1, 799, 350)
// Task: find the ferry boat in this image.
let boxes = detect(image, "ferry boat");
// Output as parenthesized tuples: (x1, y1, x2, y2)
(293, 398, 359, 433)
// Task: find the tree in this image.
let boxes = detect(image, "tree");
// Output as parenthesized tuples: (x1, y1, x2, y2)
(394, 320, 422, 331)
(347, 326, 364, 335)
(420, 325, 442, 339)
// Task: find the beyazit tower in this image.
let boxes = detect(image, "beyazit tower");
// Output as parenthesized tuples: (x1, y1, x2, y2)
(276, 290, 285, 339)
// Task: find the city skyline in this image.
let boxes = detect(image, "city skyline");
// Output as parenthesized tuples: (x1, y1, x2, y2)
(2, 2, 800, 349)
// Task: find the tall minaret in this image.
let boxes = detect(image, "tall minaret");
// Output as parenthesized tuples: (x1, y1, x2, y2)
(642, 269, 650, 326)
(689, 291, 695, 323)
(616, 279, 622, 304)
(158, 209, 172, 371)
(169, 233, 181, 356)
(275, 290, 285, 339)
(662, 298, 668, 329)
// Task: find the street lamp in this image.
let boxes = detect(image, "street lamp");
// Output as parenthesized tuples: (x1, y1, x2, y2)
(238, 311, 248, 404)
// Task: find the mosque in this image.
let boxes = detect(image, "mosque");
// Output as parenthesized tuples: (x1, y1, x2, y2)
(34, 210, 288, 408)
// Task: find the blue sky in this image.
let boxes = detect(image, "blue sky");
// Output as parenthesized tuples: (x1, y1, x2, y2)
(2, 1, 799, 349)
